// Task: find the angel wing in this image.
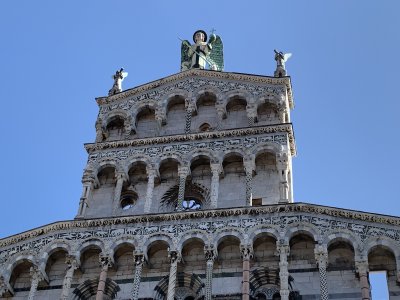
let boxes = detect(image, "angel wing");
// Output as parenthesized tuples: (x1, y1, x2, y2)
(121, 71, 128, 79)
(181, 40, 191, 71)
(283, 53, 292, 62)
(208, 35, 224, 71)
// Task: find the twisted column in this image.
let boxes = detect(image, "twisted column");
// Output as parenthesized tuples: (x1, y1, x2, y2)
(96, 255, 113, 300)
(277, 243, 290, 300)
(177, 166, 189, 211)
(131, 252, 145, 300)
(77, 173, 95, 217)
(355, 260, 371, 300)
(28, 266, 44, 300)
(167, 251, 181, 300)
(246, 104, 257, 126)
(314, 245, 329, 300)
(204, 247, 216, 300)
(210, 163, 221, 209)
(144, 167, 156, 213)
(185, 102, 195, 134)
(60, 255, 79, 300)
(240, 244, 253, 300)
(243, 159, 255, 206)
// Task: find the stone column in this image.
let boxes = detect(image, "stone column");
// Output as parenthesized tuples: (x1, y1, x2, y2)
(204, 247, 216, 300)
(277, 243, 290, 300)
(240, 245, 253, 300)
(216, 107, 225, 130)
(243, 159, 255, 206)
(0, 275, 14, 297)
(278, 106, 287, 123)
(355, 260, 371, 300)
(28, 266, 44, 300)
(60, 255, 79, 300)
(167, 251, 181, 300)
(277, 153, 290, 203)
(96, 255, 113, 300)
(77, 173, 95, 217)
(210, 163, 221, 209)
(144, 166, 156, 213)
(113, 172, 126, 204)
(131, 252, 145, 300)
(314, 245, 329, 300)
(177, 166, 189, 211)
(95, 118, 104, 142)
(246, 104, 257, 126)
(185, 102, 195, 134)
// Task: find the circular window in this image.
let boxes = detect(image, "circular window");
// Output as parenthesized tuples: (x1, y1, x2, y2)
(182, 199, 201, 210)
(120, 191, 137, 210)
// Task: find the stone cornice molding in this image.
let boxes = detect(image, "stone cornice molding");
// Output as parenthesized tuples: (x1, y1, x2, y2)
(96, 69, 293, 109)
(1, 202, 400, 248)
(84, 124, 295, 156)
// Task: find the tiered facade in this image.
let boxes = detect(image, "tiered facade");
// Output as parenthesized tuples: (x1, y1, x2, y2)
(1, 64, 400, 299)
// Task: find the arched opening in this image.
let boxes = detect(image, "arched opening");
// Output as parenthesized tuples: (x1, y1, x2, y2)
(253, 151, 279, 205)
(165, 95, 186, 135)
(199, 122, 211, 132)
(106, 116, 125, 141)
(107, 243, 135, 288)
(257, 102, 279, 125)
(123, 162, 147, 213)
(216, 235, 242, 275)
(289, 233, 316, 268)
(144, 241, 170, 280)
(181, 238, 206, 275)
(73, 246, 103, 286)
(97, 166, 116, 186)
(327, 239, 355, 270)
(253, 233, 278, 268)
(225, 96, 247, 129)
(219, 153, 245, 208)
(192, 92, 217, 132)
(9, 260, 35, 297)
(136, 106, 158, 138)
(45, 249, 68, 287)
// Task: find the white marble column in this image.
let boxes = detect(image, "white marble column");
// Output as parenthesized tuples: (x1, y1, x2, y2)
(216, 107, 225, 130)
(277, 243, 290, 300)
(144, 166, 156, 213)
(0, 275, 14, 297)
(177, 166, 189, 211)
(243, 159, 255, 206)
(77, 174, 95, 217)
(113, 172, 126, 204)
(314, 245, 329, 300)
(246, 104, 257, 126)
(210, 163, 221, 209)
(96, 255, 113, 300)
(28, 266, 44, 300)
(240, 245, 253, 300)
(60, 255, 79, 300)
(167, 251, 181, 300)
(204, 247, 216, 300)
(131, 252, 144, 300)
(355, 259, 371, 300)
(277, 153, 290, 203)
(184, 102, 195, 134)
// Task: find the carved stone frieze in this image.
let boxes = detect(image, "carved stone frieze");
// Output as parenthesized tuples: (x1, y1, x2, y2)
(1, 203, 400, 268)
(96, 70, 293, 111)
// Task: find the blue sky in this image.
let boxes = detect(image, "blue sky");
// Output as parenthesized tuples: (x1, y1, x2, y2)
(0, 0, 399, 296)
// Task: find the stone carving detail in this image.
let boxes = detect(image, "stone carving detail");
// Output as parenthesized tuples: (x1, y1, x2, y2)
(167, 251, 181, 300)
(28, 266, 44, 300)
(314, 245, 329, 300)
(1, 204, 400, 266)
(131, 253, 144, 300)
(60, 255, 79, 300)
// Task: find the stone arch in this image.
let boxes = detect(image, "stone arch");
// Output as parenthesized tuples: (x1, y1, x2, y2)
(251, 142, 284, 157)
(193, 85, 223, 104)
(212, 228, 244, 249)
(156, 154, 184, 169)
(95, 159, 123, 175)
(76, 238, 106, 257)
(248, 225, 280, 246)
(221, 149, 246, 162)
(223, 89, 255, 107)
(283, 222, 320, 243)
(108, 236, 138, 258)
(153, 272, 204, 300)
(38, 241, 72, 270)
(142, 233, 174, 255)
(323, 230, 361, 254)
(258, 94, 284, 107)
(162, 89, 190, 109)
(363, 236, 400, 260)
(103, 109, 129, 128)
(4, 254, 37, 281)
(126, 155, 152, 173)
(177, 230, 209, 252)
(187, 148, 220, 165)
(132, 101, 159, 124)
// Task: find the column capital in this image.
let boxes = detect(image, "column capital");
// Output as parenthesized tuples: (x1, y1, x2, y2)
(168, 250, 181, 263)
(210, 163, 222, 175)
(65, 255, 80, 270)
(177, 165, 190, 177)
(276, 152, 289, 170)
(30, 266, 45, 282)
(0, 275, 13, 297)
(146, 165, 157, 177)
(314, 245, 328, 267)
(99, 254, 114, 270)
(204, 246, 217, 261)
(276, 242, 290, 257)
(115, 171, 128, 181)
(243, 159, 255, 174)
(240, 244, 254, 260)
(355, 259, 369, 275)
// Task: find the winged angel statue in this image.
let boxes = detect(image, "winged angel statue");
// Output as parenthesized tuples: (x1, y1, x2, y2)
(108, 68, 128, 96)
(181, 30, 224, 71)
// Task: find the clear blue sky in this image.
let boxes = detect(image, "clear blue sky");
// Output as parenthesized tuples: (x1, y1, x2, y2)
(0, 0, 399, 296)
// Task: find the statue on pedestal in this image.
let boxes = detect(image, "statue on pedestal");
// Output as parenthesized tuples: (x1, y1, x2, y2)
(108, 68, 128, 96)
(274, 50, 292, 77)
(181, 30, 224, 71)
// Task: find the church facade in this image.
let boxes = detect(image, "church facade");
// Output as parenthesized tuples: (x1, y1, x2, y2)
(1, 34, 400, 300)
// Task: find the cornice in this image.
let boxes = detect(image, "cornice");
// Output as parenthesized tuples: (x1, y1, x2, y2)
(1, 202, 399, 248)
(95, 69, 294, 108)
(84, 124, 296, 155)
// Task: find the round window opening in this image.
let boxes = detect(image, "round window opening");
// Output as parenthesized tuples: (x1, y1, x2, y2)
(120, 191, 137, 210)
(182, 199, 201, 210)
